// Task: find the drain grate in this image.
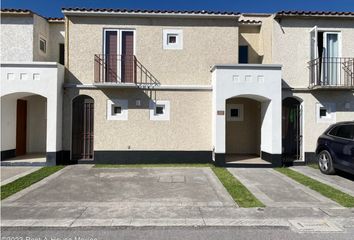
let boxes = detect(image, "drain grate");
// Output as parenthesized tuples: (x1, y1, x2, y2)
(289, 219, 343, 232)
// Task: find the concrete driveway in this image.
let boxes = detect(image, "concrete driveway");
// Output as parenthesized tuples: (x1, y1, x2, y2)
(1, 165, 236, 226)
(1, 166, 41, 186)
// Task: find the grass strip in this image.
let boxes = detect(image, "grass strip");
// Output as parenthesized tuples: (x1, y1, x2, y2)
(95, 163, 212, 168)
(1, 166, 64, 200)
(211, 166, 265, 208)
(276, 167, 354, 207)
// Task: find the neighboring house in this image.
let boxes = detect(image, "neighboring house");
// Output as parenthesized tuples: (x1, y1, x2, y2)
(1, 8, 353, 166)
(0, 9, 65, 165)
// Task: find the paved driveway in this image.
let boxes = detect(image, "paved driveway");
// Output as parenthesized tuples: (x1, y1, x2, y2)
(290, 166, 354, 196)
(1, 165, 236, 226)
(1, 166, 41, 186)
(228, 168, 341, 208)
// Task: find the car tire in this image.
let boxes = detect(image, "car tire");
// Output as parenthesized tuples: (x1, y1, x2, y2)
(318, 150, 336, 175)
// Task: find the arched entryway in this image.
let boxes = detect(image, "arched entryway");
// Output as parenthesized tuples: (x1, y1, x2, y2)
(1, 92, 47, 165)
(226, 97, 261, 157)
(282, 97, 303, 161)
(71, 95, 94, 161)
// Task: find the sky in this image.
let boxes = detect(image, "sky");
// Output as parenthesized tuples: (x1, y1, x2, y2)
(1, 0, 354, 18)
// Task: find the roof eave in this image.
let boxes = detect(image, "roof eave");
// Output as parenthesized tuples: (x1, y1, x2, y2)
(275, 14, 354, 19)
(62, 10, 240, 19)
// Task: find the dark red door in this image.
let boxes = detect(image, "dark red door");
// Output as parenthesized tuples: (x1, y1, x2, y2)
(72, 96, 94, 160)
(121, 31, 134, 83)
(16, 99, 27, 156)
(105, 31, 118, 82)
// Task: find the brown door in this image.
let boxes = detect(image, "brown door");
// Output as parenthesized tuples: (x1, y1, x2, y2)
(16, 99, 27, 156)
(121, 31, 134, 83)
(72, 96, 94, 160)
(105, 31, 118, 82)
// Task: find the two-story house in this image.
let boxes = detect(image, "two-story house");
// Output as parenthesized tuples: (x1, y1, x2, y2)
(61, 8, 282, 166)
(1, 8, 353, 167)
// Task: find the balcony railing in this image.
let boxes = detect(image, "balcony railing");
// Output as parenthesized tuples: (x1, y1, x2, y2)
(308, 57, 354, 88)
(94, 54, 160, 87)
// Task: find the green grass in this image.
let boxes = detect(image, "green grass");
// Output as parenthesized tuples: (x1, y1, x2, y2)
(95, 163, 265, 208)
(211, 166, 265, 208)
(276, 168, 354, 208)
(1, 166, 64, 200)
(95, 163, 213, 168)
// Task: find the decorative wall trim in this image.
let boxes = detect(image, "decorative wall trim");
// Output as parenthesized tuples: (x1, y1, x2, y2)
(261, 151, 282, 167)
(46, 150, 73, 166)
(93, 151, 212, 164)
(64, 83, 212, 91)
(1, 149, 16, 161)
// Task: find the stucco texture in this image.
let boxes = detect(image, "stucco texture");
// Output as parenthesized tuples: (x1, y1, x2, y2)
(272, 17, 354, 88)
(62, 88, 212, 151)
(0, 16, 34, 62)
(66, 16, 238, 85)
(283, 90, 354, 153)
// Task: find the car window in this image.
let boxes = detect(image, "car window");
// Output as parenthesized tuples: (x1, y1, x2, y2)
(329, 124, 354, 140)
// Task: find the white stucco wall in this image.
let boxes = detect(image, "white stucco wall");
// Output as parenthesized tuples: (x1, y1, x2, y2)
(212, 64, 282, 156)
(24, 95, 47, 153)
(0, 62, 64, 153)
(0, 16, 34, 62)
(0, 96, 17, 151)
(33, 15, 51, 62)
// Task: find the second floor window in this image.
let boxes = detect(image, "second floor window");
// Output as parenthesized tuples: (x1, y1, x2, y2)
(39, 37, 46, 53)
(239, 46, 249, 63)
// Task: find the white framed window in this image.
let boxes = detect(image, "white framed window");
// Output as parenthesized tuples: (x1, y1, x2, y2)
(39, 37, 47, 53)
(227, 104, 244, 121)
(149, 100, 170, 121)
(163, 29, 183, 50)
(316, 102, 336, 123)
(107, 99, 128, 120)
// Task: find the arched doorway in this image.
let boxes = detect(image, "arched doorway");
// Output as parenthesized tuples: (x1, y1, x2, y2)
(71, 95, 94, 161)
(225, 97, 262, 163)
(1, 93, 47, 164)
(282, 97, 302, 161)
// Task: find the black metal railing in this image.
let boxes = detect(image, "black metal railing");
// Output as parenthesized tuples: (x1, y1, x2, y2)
(308, 57, 354, 88)
(94, 54, 160, 87)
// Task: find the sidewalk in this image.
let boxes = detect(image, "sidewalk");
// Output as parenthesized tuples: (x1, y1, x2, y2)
(290, 166, 354, 196)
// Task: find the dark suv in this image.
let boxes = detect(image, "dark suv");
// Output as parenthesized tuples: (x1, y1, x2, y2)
(316, 121, 354, 175)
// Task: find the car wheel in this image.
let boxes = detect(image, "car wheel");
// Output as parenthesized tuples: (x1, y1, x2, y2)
(318, 150, 335, 175)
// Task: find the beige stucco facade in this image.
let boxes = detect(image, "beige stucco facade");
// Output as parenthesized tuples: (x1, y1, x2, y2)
(272, 17, 354, 88)
(62, 88, 212, 151)
(66, 16, 239, 86)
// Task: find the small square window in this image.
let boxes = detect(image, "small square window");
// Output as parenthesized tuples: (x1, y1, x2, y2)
(163, 29, 183, 50)
(227, 104, 244, 121)
(155, 105, 164, 115)
(230, 108, 239, 117)
(107, 99, 128, 120)
(150, 100, 170, 121)
(319, 108, 327, 118)
(39, 38, 46, 53)
(167, 34, 177, 44)
(112, 105, 122, 115)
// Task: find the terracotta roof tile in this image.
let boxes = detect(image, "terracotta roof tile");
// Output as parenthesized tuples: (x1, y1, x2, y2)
(61, 7, 240, 16)
(277, 11, 354, 17)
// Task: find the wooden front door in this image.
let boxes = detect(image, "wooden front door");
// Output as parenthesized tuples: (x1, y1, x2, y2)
(16, 99, 27, 156)
(72, 96, 94, 160)
(121, 31, 134, 83)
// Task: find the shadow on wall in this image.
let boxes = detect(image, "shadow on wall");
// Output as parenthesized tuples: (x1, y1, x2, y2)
(312, 91, 354, 114)
(101, 88, 158, 110)
(239, 27, 263, 64)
